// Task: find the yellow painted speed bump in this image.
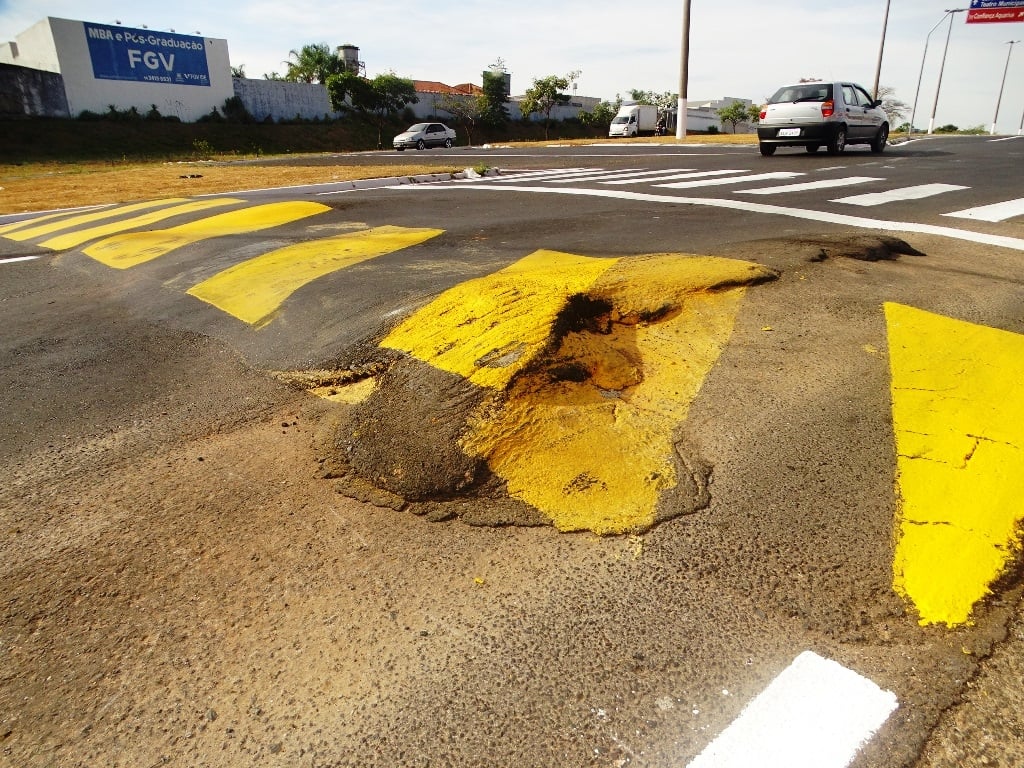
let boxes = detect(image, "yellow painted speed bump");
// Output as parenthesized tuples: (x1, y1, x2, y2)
(83, 201, 331, 269)
(188, 225, 443, 325)
(887, 302, 1024, 626)
(2, 199, 187, 241)
(40, 198, 243, 251)
(382, 249, 620, 389)
(384, 250, 773, 534)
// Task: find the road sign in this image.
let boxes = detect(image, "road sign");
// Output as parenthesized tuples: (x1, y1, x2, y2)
(967, 0, 1024, 23)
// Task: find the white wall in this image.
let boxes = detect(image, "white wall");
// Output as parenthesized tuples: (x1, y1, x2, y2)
(0, 18, 61, 72)
(3, 17, 234, 122)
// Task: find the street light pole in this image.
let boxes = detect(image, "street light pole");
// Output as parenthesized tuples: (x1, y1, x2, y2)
(872, 0, 891, 100)
(909, 10, 963, 137)
(676, 0, 691, 140)
(990, 40, 1020, 135)
(928, 8, 966, 135)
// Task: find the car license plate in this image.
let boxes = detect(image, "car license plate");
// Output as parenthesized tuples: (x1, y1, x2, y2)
(777, 128, 801, 137)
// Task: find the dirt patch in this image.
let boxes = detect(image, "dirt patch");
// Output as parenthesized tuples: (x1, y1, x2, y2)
(743, 234, 926, 263)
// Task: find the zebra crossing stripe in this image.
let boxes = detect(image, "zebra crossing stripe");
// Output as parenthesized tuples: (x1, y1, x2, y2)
(656, 172, 803, 189)
(187, 225, 442, 325)
(943, 197, 1024, 223)
(0, 255, 40, 264)
(84, 202, 330, 269)
(39, 199, 243, 251)
(686, 651, 898, 768)
(607, 169, 751, 185)
(2, 199, 188, 242)
(736, 177, 882, 195)
(485, 168, 600, 183)
(831, 184, 968, 206)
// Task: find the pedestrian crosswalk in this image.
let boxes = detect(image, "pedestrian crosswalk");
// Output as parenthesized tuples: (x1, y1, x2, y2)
(459, 167, 1024, 222)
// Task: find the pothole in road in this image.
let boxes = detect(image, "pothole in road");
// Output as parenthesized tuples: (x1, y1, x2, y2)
(305, 250, 778, 535)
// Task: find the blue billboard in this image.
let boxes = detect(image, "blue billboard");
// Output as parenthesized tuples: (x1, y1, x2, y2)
(84, 22, 211, 87)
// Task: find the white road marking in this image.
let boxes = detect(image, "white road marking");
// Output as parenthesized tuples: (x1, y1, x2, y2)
(685, 651, 898, 768)
(484, 167, 602, 183)
(0, 255, 41, 264)
(656, 172, 803, 189)
(548, 168, 694, 184)
(736, 177, 882, 195)
(604, 169, 750, 185)
(831, 183, 968, 206)
(944, 197, 1024, 222)
(420, 183, 1024, 251)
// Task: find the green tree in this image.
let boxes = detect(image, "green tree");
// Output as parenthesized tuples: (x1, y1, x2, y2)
(230, 64, 246, 79)
(520, 72, 577, 139)
(327, 71, 419, 148)
(579, 98, 621, 128)
(285, 43, 344, 84)
(717, 101, 752, 133)
(479, 70, 510, 126)
(439, 92, 483, 145)
(628, 89, 677, 112)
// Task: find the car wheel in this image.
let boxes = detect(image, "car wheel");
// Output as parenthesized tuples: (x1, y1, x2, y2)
(759, 143, 776, 157)
(805, 144, 820, 154)
(444, 138, 453, 149)
(827, 127, 846, 155)
(870, 123, 889, 153)
(416, 139, 426, 150)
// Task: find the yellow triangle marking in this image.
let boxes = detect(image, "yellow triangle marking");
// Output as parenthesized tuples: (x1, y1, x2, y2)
(887, 302, 1024, 626)
(83, 202, 331, 269)
(187, 225, 444, 326)
(40, 198, 244, 251)
(2, 199, 188, 241)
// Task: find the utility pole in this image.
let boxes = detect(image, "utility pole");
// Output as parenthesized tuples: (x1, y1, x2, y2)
(872, 0, 891, 100)
(676, 0, 691, 140)
(928, 9, 967, 135)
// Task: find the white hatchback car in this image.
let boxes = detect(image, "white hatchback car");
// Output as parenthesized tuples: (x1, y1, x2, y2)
(393, 122, 456, 151)
(757, 81, 888, 156)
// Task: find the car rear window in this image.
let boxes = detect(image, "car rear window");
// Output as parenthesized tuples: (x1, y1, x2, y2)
(768, 84, 834, 104)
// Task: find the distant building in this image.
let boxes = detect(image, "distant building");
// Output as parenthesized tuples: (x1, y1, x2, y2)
(0, 16, 233, 121)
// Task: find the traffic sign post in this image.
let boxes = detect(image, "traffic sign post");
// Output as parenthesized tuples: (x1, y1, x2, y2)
(967, 0, 1024, 23)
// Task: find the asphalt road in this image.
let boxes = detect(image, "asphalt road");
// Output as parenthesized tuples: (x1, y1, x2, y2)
(1, 135, 1023, 767)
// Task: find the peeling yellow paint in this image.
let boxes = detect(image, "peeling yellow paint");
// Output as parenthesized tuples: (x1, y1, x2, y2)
(381, 249, 620, 389)
(83, 201, 330, 269)
(187, 225, 443, 325)
(310, 378, 377, 404)
(385, 250, 772, 534)
(40, 198, 243, 251)
(887, 302, 1024, 626)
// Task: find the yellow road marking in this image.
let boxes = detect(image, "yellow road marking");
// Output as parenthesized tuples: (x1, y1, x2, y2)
(887, 302, 1024, 626)
(2, 199, 187, 241)
(39, 198, 243, 251)
(382, 249, 620, 389)
(187, 225, 443, 325)
(83, 202, 331, 269)
(385, 250, 773, 534)
(0, 209, 103, 236)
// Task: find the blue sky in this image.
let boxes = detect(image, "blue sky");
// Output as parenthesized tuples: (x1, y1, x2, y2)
(2, 0, 1023, 131)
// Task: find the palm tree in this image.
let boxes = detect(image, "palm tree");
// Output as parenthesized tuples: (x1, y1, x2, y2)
(284, 43, 342, 84)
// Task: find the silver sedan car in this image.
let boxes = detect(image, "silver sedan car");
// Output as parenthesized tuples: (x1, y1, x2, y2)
(757, 81, 889, 156)
(393, 122, 457, 151)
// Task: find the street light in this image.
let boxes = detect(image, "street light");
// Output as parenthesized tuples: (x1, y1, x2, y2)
(991, 40, 1020, 135)
(676, 0, 692, 140)
(909, 10, 965, 137)
(928, 8, 967, 134)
